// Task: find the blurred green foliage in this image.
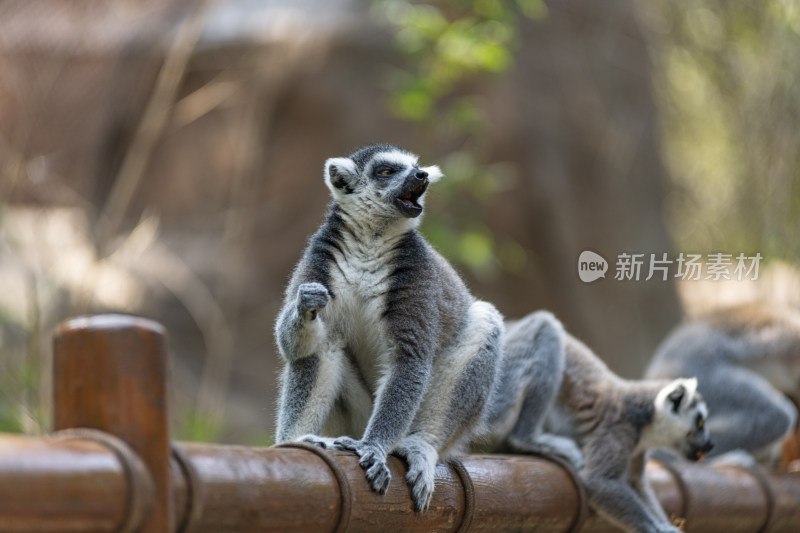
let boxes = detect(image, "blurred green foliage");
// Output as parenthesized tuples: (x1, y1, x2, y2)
(371, 0, 547, 279)
(177, 407, 224, 443)
(2, 0, 799, 441)
(377, 0, 800, 271)
(656, 0, 800, 260)
(0, 282, 46, 434)
(0, 354, 44, 434)
(378, 0, 528, 120)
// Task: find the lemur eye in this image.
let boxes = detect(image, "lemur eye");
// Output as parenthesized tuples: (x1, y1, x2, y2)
(696, 415, 704, 429)
(378, 169, 393, 176)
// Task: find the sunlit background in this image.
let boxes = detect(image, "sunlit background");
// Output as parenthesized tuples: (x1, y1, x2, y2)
(1, 0, 799, 443)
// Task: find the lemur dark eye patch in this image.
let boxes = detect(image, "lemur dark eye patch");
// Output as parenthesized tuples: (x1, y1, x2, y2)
(374, 164, 400, 177)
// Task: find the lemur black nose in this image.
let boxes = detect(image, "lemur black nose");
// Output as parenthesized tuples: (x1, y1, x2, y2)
(415, 170, 428, 181)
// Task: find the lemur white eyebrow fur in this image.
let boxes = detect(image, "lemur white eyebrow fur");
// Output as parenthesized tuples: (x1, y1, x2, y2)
(368, 150, 418, 171)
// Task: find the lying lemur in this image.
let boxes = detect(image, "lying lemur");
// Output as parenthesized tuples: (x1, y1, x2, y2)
(646, 302, 799, 464)
(486, 311, 713, 533)
(274, 144, 504, 511)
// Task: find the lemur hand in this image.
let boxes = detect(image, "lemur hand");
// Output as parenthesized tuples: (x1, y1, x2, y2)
(297, 283, 330, 320)
(334, 437, 391, 494)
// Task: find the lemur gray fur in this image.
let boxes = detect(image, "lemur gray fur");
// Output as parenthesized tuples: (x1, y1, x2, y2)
(274, 144, 504, 511)
(485, 311, 713, 533)
(646, 302, 799, 464)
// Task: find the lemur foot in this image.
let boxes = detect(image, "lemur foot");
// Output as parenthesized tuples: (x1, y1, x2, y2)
(296, 282, 330, 320)
(538, 434, 584, 471)
(395, 438, 437, 511)
(297, 434, 339, 449)
(334, 437, 391, 494)
(509, 433, 584, 471)
(405, 458, 435, 511)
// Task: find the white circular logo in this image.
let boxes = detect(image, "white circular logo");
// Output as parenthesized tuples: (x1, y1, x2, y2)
(578, 251, 608, 283)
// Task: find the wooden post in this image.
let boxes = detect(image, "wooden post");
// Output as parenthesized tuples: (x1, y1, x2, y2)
(53, 314, 171, 533)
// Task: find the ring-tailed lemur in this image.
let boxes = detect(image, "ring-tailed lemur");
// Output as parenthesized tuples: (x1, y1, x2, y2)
(274, 144, 504, 511)
(646, 302, 799, 464)
(484, 311, 713, 533)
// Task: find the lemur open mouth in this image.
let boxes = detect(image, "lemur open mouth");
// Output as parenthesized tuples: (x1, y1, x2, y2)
(394, 179, 428, 218)
(686, 440, 713, 461)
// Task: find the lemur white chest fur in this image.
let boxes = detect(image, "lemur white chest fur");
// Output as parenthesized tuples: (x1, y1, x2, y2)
(324, 228, 406, 389)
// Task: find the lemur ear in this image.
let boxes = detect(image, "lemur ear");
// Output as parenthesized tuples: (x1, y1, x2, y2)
(421, 165, 443, 183)
(324, 157, 358, 196)
(667, 383, 686, 413)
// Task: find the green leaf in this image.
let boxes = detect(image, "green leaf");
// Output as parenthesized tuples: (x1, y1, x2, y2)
(458, 231, 494, 267)
(516, 0, 548, 20)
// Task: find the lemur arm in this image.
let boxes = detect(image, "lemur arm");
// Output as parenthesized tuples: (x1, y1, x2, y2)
(275, 281, 330, 362)
(274, 281, 339, 444)
(582, 435, 680, 533)
(362, 354, 432, 449)
(629, 453, 671, 524)
(584, 476, 677, 533)
(334, 333, 435, 494)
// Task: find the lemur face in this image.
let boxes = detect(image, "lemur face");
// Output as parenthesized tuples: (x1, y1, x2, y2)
(653, 378, 714, 461)
(323, 144, 443, 220)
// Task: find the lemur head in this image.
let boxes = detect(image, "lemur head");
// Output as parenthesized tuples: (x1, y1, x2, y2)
(323, 144, 443, 225)
(651, 378, 713, 461)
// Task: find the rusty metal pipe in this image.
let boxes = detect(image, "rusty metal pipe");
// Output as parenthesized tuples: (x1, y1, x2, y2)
(176, 444, 800, 533)
(0, 432, 798, 532)
(36, 313, 800, 533)
(0, 434, 129, 532)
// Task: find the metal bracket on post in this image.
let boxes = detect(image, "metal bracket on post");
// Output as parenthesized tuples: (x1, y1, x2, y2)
(52, 428, 155, 533)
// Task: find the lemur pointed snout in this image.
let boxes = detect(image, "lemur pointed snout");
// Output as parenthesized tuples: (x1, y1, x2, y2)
(415, 170, 428, 181)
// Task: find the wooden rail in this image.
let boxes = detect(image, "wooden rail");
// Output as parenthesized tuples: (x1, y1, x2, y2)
(0, 314, 796, 532)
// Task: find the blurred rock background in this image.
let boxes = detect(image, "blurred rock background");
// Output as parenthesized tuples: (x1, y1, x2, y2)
(1, 0, 799, 443)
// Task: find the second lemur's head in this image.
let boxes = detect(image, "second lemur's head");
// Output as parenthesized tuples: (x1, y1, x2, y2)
(323, 144, 443, 225)
(651, 378, 714, 461)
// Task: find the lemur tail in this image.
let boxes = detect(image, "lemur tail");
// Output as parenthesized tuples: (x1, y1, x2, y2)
(484, 311, 566, 429)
